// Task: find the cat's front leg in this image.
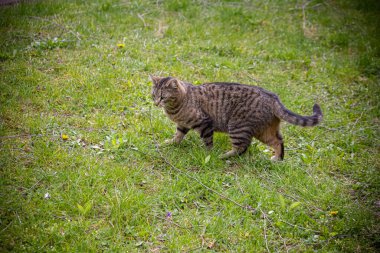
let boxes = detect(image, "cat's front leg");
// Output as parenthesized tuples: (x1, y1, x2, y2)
(193, 119, 214, 149)
(164, 126, 190, 145)
(202, 132, 214, 149)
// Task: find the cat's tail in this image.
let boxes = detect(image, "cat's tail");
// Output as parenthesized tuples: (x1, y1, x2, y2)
(274, 100, 323, 127)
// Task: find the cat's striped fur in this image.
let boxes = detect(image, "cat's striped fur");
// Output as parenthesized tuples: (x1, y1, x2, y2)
(151, 76, 322, 160)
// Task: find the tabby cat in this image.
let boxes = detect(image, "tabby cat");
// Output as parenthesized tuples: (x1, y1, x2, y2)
(151, 76, 322, 160)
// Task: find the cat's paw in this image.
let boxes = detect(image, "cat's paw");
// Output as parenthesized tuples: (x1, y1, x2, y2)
(219, 149, 240, 159)
(219, 154, 228, 160)
(163, 138, 182, 146)
(270, 155, 281, 161)
(163, 139, 175, 145)
(219, 152, 234, 160)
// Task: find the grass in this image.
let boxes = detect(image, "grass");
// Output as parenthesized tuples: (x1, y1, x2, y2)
(0, 0, 379, 251)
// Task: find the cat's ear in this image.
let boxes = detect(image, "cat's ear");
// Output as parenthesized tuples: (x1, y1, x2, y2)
(149, 75, 162, 85)
(167, 79, 179, 89)
(168, 78, 186, 93)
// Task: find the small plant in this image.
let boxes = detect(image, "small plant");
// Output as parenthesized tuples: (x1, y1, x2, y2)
(30, 37, 70, 50)
(77, 201, 93, 217)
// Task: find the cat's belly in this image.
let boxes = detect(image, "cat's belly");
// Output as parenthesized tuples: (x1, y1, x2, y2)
(213, 121, 229, 132)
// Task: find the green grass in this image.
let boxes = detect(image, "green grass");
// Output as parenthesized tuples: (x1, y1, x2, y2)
(0, 0, 379, 251)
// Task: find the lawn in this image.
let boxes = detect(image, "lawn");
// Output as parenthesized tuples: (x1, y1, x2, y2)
(0, 0, 379, 252)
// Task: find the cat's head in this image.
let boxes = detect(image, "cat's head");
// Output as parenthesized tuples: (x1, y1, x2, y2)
(150, 75, 186, 107)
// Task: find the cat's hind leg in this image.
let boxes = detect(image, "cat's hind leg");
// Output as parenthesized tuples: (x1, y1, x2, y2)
(266, 131, 284, 161)
(220, 125, 253, 159)
(219, 146, 249, 159)
(257, 122, 284, 161)
(164, 126, 190, 145)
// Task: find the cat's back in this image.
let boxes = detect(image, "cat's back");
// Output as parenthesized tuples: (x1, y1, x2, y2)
(199, 82, 275, 97)
(188, 82, 276, 131)
(194, 82, 276, 105)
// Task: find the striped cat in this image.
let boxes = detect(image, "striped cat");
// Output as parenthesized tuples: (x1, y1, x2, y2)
(151, 76, 322, 160)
